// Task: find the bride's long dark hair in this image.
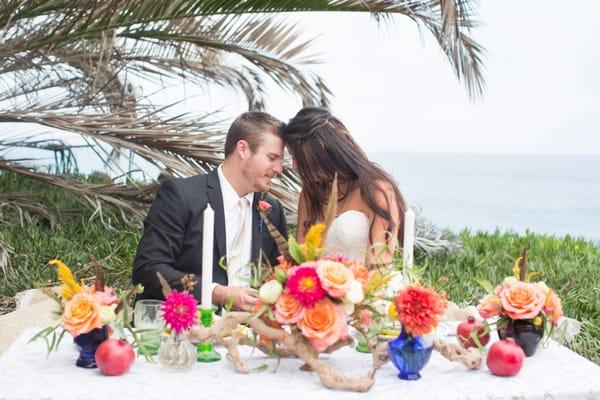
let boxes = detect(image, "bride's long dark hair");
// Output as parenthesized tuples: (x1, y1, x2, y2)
(283, 107, 407, 246)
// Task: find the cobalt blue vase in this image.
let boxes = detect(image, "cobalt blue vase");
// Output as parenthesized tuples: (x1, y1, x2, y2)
(387, 327, 433, 380)
(73, 325, 109, 368)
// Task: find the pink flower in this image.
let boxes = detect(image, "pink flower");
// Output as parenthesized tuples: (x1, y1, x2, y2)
(360, 309, 372, 327)
(543, 290, 564, 326)
(478, 294, 502, 318)
(323, 252, 350, 264)
(498, 282, 545, 320)
(161, 290, 198, 334)
(258, 200, 272, 213)
(316, 260, 353, 299)
(286, 264, 326, 307)
(83, 286, 118, 306)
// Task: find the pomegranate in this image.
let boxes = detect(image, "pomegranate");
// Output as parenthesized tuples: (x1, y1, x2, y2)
(95, 339, 135, 376)
(456, 316, 490, 348)
(487, 338, 525, 377)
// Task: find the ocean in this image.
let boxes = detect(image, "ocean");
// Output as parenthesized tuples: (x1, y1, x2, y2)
(368, 153, 600, 242)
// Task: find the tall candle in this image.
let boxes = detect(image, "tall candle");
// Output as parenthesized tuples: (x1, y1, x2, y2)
(402, 208, 415, 273)
(201, 204, 215, 309)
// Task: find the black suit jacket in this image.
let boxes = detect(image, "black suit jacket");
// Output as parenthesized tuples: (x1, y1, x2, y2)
(132, 169, 288, 301)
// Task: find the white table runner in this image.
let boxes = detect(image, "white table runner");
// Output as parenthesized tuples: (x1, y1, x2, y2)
(0, 329, 599, 400)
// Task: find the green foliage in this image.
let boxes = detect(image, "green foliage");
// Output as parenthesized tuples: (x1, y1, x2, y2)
(1, 172, 599, 364)
(0, 171, 142, 298)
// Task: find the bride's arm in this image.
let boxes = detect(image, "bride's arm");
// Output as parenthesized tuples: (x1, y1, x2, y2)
(367, 182, 400, 266)
(295, 190, 308, 243)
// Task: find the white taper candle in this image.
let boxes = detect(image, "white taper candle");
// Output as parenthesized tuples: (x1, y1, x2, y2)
(201, 203, 215, 309)
(402, 208, 415, 273)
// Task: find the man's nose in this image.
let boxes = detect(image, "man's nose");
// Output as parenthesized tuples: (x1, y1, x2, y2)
(274, 160, 283, 175)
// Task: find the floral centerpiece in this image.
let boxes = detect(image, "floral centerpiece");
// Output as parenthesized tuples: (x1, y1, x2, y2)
(31, 258, 140, 368)
(477, 247, 564, 356)
(155, 274, 199, 369)
(253, 225, 371, 353)
(387, 283, 447, 380)
(186, 180, 482, 392)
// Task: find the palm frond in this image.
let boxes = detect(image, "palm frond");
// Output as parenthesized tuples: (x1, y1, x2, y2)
(0, 0, 484, 240)
(0, 192, 59, 229)
(0, 159, 155, 223)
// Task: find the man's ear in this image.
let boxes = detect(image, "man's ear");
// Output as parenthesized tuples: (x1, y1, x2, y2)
(236, 139, 250, 160)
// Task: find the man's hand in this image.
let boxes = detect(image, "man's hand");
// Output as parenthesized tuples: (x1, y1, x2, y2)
(212, 285, 258, 312)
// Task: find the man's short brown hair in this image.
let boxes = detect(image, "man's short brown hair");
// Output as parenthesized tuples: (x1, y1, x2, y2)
(224, 112, 285, 157)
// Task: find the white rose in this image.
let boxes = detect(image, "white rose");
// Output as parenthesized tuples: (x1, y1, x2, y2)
(502, 276, 518, 285)
(259, 280, 283, 304)
(99, 304, 117, 324)
(343, 302, 355, 315)
(344, 280, 364, 305)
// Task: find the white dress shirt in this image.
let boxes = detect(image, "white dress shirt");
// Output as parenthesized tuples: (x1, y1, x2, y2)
(217, 165, 254, 286)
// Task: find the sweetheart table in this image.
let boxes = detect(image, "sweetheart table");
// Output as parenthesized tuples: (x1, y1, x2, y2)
(0, 328, 599, 400)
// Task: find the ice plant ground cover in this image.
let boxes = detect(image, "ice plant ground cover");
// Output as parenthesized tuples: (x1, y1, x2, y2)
(0, 172, 598, 364)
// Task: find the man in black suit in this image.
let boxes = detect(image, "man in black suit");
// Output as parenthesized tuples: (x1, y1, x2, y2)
(132, 112, 288, 311)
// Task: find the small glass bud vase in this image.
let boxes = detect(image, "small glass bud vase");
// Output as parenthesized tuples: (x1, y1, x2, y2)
(157, 332, 196, 370)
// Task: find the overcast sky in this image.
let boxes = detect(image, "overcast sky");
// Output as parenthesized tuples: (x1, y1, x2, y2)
(171, 0, 600, 155)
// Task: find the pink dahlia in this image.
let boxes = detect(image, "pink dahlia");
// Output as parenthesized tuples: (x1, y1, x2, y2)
(161, 290, 198, 334)
(286, 265, 326, 307)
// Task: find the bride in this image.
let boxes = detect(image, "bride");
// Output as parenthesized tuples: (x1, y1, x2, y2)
(283, 107, 407, 267)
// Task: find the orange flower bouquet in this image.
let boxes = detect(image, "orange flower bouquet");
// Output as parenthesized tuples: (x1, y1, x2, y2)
(31, 259, 142, 367)
(476, 248, 564, 356)
(253, 224, 373, 353)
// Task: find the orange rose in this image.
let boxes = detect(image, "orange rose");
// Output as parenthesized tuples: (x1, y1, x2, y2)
(298, 298, 347, 352)
(498, 282, 545, 320)
(348, 261, 369, 287)
(316, 260, 352, 298)
(477, 294, 502, 318)
(62, 292, 102, 337)
(543, 290, 564, 326)
(274, 292, 305, 325)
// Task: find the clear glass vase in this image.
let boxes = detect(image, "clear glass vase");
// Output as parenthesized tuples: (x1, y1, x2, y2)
(157, 332, 196, 370)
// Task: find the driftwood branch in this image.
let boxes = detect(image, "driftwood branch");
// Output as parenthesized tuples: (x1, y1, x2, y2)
(187, 311, 483, 392)
(433, 339, 482, 370)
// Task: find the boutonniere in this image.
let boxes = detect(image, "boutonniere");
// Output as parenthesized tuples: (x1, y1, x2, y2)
(257, 193, 272, 214)
(257, 193, 271, 233)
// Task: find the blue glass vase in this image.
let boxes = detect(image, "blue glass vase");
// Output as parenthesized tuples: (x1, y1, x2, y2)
(73, 325, 109, 368)
(387, 328, 433, 380)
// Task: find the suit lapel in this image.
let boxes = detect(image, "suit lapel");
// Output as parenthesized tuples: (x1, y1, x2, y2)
(251, 193, 262, 263)
(206, 169, 226, 263)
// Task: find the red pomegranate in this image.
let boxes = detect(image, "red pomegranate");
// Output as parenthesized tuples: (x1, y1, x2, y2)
(95, 339, 135, 376)
(487, 338, 525, 377)
(456, 316, 490, 348)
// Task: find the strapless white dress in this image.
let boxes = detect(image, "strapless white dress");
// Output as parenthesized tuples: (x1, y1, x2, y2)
(324, 210, 370, 263)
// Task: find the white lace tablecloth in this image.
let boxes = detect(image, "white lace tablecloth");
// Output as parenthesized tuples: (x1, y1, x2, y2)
(0, 328, 599, 400)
